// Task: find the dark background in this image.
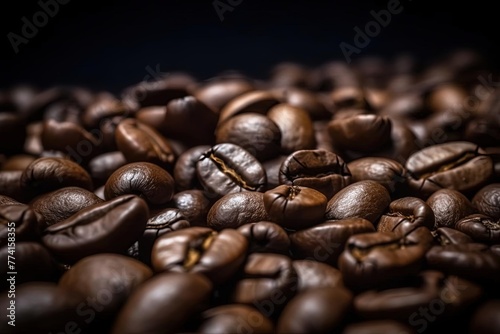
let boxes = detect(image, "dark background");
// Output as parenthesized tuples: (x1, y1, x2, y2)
(1, 0, 499, 94)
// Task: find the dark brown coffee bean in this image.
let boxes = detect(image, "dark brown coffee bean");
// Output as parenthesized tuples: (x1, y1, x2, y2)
(30, 186, 103, 228)
(0, 171, 24, 202)
(267, 103, 316, 153)
(263, 185, 327, 230)
(432, 227, 474, 245)
(325, 180, 391, 224)
(262, 155, 287, 190)
(279, 149, 351, 199)
(270, 62, 310, 88)
(328, 114, 392, 152)
(0, 112, 26, 154)
(0, 195, 18, 205)
(455, 214, 500, 244)
(348, 157, 406, 193)
(207, 191, 270, 230)
(290, 218, 374, 266)
(406, 142, 493, 197)
(82, 96, 129, 129)
(377, 197, 435, 236)
(218, 90, 280, 125)
(330, 86, 368, 110)
(198, 304, 274, 334)
(111, 273, 212, 334)
(20, 157, 93, 198)
(472, 183, 500, 219)
(171, 190, 211, 226)
(276, 287, 352, 334)
(152, 227, 247, 284)
(292, 260, 344, 291)
(105, 162, 174, 206)
(215, 113, 282, 161)
(1, 154, 36, 171)
(238, 221, 290, 254)
(426, 189, 475, 228)
(469, 300, 500, 334)
(59, 254, 153, 317)
(42, 195, 148, 263)
(342, 320, 415, 334)
(135, 106, 166, 132)
(197, 143, 267, 197)
(272, 87, 331, 120)
(0, 204, 39, 246)
(88, 151, 127, 185)
(173, 145, 211, 191)
(194, 78, 255, 113)
(115, 118, 176, 170)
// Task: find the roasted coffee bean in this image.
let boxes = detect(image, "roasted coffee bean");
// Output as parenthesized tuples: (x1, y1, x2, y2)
(215, 113, 282, 161)
(290, 218, 374, 266)
(342, 320, 415, 334)
(276, 287, 352, 334)
(314, 120, 336, 152)
(171, 190, 211, 226)
(262, 155, 287, 190)
(292, 260, 344, 291)
(348, 157, 407, 193)
(105, 162, 174, 206)
(406, 141, 493, 197)
(238, 221, 290, 254)
(197, 143, 267, 197)
(0, 242, 56, 290)
(328, 114, 392, 152)
(272, 87, 331, 120)
(432, 227, 474, 245)
(339, 227, 433, 290)
(111, 272, 212, 334)
(30, 186, 103, 227)
(82, 96, 129, 129)
(207, 191, 270, 230)
(426, 189, 475, 228)
(0, 195, 18, 205)
(231, 253, 297, 314)
(1, 154, 36, 171)
(218, 90, 280, 125)
(115, 118, 176, 170)
(267, 103, 316, 153)
(0, 283, 84, 334)
(59, 254, 153, 317)
(270, 62, 310, 88)
(88, 151, 127, 184)
(42, 195, 148, 263)
(0, 171, 24, 201)
(455, 214, 500, 243)
(472, 183, 500, 219)
(198, 304, 274, 334)
(0, 112, 26, 154)
(426, 243, 500, 283)
(325, 180, 391, 224)
(469, 299, 500, 334)
(137, 208, 190, 265)
(152, 227, 247, 284)
(135, 106, 166, 132)
(193, 78, 255, 113)
(0, 204, 38, 246)
(279, 149, 351, 199)
(263, 185, 327, 230)
(164, 96, 218, 146)
(377, 197, 435, 236)
(330, 86, 368, 110)
(21, 157, 93, 199)
(173, 145, 211, 191)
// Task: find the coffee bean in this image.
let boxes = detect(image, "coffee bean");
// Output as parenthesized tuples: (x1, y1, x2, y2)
(426, 189, 475, 228)
(377, 197, 435, 236)
(171, 189, 212, 226)
(194, 78, 255, 113)
(88, 151, 127, 185)
(342, 320, 415, 334)
(0, 203, 39, 246)
(173, 145, 211, 191)
(238, 221, 290, 254)
(472, 183, 500, 219)
(432, 226, 474, 245)
(292, 259, 344, 291)
(218, 90, 280, 125)
(470, 300, 500, 334)
(348, 157, 406, 193)
(455, 214, 500, 243)
(198, 304, 274, 334)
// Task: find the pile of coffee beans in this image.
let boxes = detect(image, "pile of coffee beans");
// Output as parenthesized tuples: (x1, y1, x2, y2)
(1, 50, 500, 333)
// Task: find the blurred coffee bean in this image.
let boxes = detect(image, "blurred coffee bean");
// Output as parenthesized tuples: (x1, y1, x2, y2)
(218, 90, 280, 125)
(0, 203, 38, 246)
(272, 87, 331, 120)
(262, 155, 287, 190)
(82, 96, 129, 129)
(432, 226, 474, 245)
(0, 171, 24, 202)
(342, 320, 415, 334)
(1, 154, 36, 171)
(270, 62, 310, 88)
(88, 151, 127, 185)
(455, 214, 500, 244)
(238, 221, 290, 254)
(292, 259, 344, 291)
(193, 78, 255, 113)
(0, 112, 26, 154)
(469, 299, 500, 334)
(426, 189, 475, 228)
(198, 304, 274, 334)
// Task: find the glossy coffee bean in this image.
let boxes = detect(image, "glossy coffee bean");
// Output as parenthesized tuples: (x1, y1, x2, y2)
(328, 114, 392, 152)
(30, 186, 103, 228)
(207, 191, 270, 230)
(272, 87, 331, 120)
(0, 204, 39, 246)
(347, 157, 406, 193)
(377, 197, 435, 236)
(0, 171, 24, 201)
(197, 143, 267, 197)
(290, 218, 375, 266)
(292, 260, 344, 291)
(432, 227, 473, 245)
(342, 320, 415, 334)
(276, 287, 353, 334)
(267, 103, 316, 153)
(469, 299, 500, 334)
(42, 195, 149, 263)
(152, 227, 248, 284)
(279, 149, 351, 199)
(262, 155, 287, 190)
(238, 221, 290, 254)
(135, 106, 166, 132)
(455, 214, 500, 243)
(264, 185, 327, 230)
(111, 273, 212, 334)
(115, 118, 176, 170)
(105, 162, 174, 206)
(218, 90, 280, 125)
(325, 180, 391, 224)
(20, 157, 93, 198)
(215, 113, 282, 162)
(198, 304, 274, 334)
(426, 189, 475, 228)
(173, 145, 211, 191)
(406, 141, 493, 197)
(59, 254, 153, 317)
(231, 253, 297, 316)
(472, 183, 500, 219)
(171, 190, 211, 226)
(193, 78, 255, 113)
(82, 96, 128, 129)
(88, 151, 127, 184)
